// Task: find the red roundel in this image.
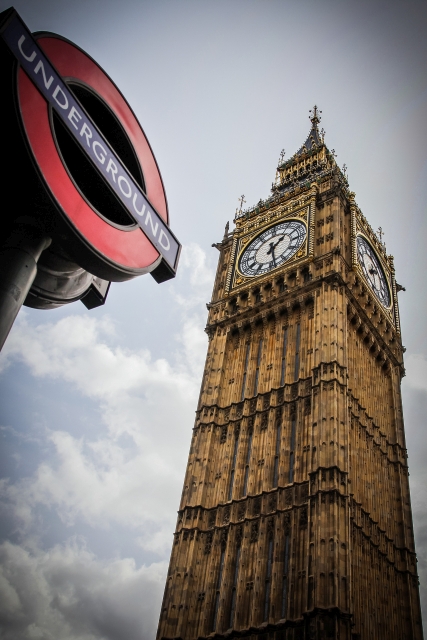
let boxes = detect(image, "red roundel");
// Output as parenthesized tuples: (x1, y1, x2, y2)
(17, 34, 168, 279)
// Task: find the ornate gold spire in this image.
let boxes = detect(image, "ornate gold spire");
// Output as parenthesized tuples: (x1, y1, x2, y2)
(309, 104, 322, 126)
(294, 105, 323, 156)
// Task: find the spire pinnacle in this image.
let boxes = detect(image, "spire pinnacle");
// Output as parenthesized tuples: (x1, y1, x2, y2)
(292, 106, 323, 157)
(235, 194, 246, 217)
(309, 105, 322, 126)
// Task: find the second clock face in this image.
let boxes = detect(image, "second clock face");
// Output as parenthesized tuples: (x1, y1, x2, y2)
(239, 220, 306, 277)
(357, 236, 390, 307)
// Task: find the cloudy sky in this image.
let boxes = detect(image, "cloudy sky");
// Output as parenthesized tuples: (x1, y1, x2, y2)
(0, 0, 426, 638)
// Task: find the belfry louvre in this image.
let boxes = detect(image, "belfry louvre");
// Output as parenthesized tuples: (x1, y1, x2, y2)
(157, 108, 423, 640)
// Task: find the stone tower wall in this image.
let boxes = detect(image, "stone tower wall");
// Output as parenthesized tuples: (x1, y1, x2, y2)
(157, 138, 423, 640)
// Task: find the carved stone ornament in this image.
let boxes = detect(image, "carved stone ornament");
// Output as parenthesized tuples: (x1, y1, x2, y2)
(223, 505, 231, 525)
(250, 521, 259, 543)
(268, 492, 278, 512)
(237, 503, 246, 521)
(220, 424, 228, 443)
(299, 506, 308, 527)
(300, 482, 309, 502)
(220, 527, 228, 549)
(204, 531, 213, 554)
(208, 510, 216, 528)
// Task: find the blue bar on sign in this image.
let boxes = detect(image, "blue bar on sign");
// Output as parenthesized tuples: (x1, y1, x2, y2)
(1, 13, 180, 273)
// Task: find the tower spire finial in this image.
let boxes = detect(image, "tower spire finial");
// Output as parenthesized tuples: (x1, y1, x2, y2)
(235, 194, 246, 217)
(309, 105, 322, 126)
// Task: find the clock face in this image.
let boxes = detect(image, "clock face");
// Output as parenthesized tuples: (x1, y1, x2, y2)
(239, 220, 306, 277)
(357, 236, 390, 307)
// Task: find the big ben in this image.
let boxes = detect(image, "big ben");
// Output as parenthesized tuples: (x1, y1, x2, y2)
(157, 108, 423, 640)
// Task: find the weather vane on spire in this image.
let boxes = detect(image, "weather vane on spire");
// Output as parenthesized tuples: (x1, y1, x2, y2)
(235, 194, 246, 217)
(309, 105, 322, 126)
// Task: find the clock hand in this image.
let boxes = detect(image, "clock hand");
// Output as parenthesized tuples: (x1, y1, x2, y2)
(368, 267, 380, 288)
(266, 242, 277, 266)
(273, 235, 285, 250)
(267, 235, 285, 266)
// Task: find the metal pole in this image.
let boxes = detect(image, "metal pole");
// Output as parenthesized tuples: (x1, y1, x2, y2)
(0, 224, 51, 351)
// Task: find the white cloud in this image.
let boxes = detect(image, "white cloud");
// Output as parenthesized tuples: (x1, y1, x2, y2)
(0, 539, 166, 640)
(2, 314, 195, 401)
(179, 242, 215, 288)
(0, 241, 214, 639)
(0, 310, 204, 534)
(177, 316, 208, 374)
(172, 242, 215, 308)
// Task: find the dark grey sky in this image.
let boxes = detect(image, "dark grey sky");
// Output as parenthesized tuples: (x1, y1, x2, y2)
(0, 1, 426, 638)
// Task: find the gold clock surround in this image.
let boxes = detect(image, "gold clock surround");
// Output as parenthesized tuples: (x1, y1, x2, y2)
(229, 207, 310, 292)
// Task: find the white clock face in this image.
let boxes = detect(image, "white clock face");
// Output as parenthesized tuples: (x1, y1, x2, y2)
(357, 236, 390, 307)
(239, 220, 306, 277)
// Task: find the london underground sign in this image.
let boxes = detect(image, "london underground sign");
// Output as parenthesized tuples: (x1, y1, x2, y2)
(0, 7, 181, 284)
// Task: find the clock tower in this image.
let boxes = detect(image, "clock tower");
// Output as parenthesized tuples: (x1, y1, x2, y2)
(157, 108, 423, 640)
